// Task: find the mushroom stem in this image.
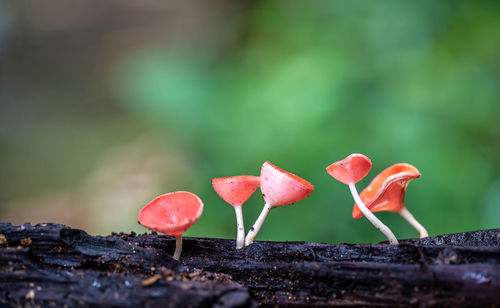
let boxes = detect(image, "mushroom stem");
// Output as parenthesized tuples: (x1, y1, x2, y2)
(234, 205, 245, 249)
(245, 203, 272, 246)
(348, 183, 399, 245)
(399, 207, 428, 238)
(173, 235, 183, 260)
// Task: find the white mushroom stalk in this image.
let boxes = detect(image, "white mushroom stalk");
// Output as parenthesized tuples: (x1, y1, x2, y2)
(348, 183, 398, 245)
(234, 205, 245, 249)
(399, 207, 428, 238)
(173, 235, 183, 260)
(244, 203, 272, 246)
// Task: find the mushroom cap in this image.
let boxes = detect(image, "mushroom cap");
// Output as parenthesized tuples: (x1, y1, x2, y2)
(212, 175, 260, 207)
(326, 153, 372, 185)
(138, 191, 204, 236)
(353, 163, 421, 219)
(260, 161, 314, 208)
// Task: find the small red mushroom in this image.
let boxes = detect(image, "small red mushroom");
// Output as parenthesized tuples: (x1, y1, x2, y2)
(353, 163, 428, 238)
(212, 175, 260, 249)
(245, 161, 314, 246)
(138, 191, 203, 260)
(326, 154, 398, 245)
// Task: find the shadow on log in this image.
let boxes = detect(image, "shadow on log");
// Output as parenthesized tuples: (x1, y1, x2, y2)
(1, 222, 499, 307)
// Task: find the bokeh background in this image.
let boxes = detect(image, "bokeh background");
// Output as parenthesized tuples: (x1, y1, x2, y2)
(1, 0, 499, 244)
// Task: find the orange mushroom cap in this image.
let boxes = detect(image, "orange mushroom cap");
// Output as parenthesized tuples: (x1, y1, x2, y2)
(260, 161, 314, 207)
(212, 176, 260, 207)
(326, 154, 372, 185)
(352, 163, 421, 219)
(138, 191, 204, 236)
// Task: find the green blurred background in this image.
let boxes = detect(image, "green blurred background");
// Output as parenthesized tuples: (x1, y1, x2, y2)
(1, 0, 499, 244)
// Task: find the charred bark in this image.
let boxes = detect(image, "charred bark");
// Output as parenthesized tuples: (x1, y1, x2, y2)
(1, 222, 499, 307)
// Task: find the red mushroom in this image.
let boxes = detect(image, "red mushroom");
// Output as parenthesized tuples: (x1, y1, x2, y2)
(353, 163, 428, 238)
(245, 161, 314, 246)
(326, 154, 398, 245)
(212, 175, 260, 249)
(138, 191, 203, 260)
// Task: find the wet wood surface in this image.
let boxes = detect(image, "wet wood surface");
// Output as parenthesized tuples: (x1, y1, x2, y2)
(1, 222, 499, 307)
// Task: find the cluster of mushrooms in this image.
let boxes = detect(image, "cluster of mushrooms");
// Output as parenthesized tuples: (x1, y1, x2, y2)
(138, 154, 428, 260)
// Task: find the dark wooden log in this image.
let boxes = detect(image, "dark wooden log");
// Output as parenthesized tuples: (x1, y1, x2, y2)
(0, 223, 253, 308)
(1, 222, 499, 307)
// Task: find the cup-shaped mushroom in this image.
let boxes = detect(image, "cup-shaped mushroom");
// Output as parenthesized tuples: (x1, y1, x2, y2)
(260, 161, 314, 208)
(212, 176, 260, 249)
(326, 153, 398, 244)
(326, 153, 372, 185)
(245, 161, 313, 246)
(353, 163, 420, 217)
(138, 191, 204, 260)
(353, 163, 428, 238)
(212, 176, 260, 207)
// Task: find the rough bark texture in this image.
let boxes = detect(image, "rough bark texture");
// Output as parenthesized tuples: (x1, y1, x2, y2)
(1, 222, 499, 307)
